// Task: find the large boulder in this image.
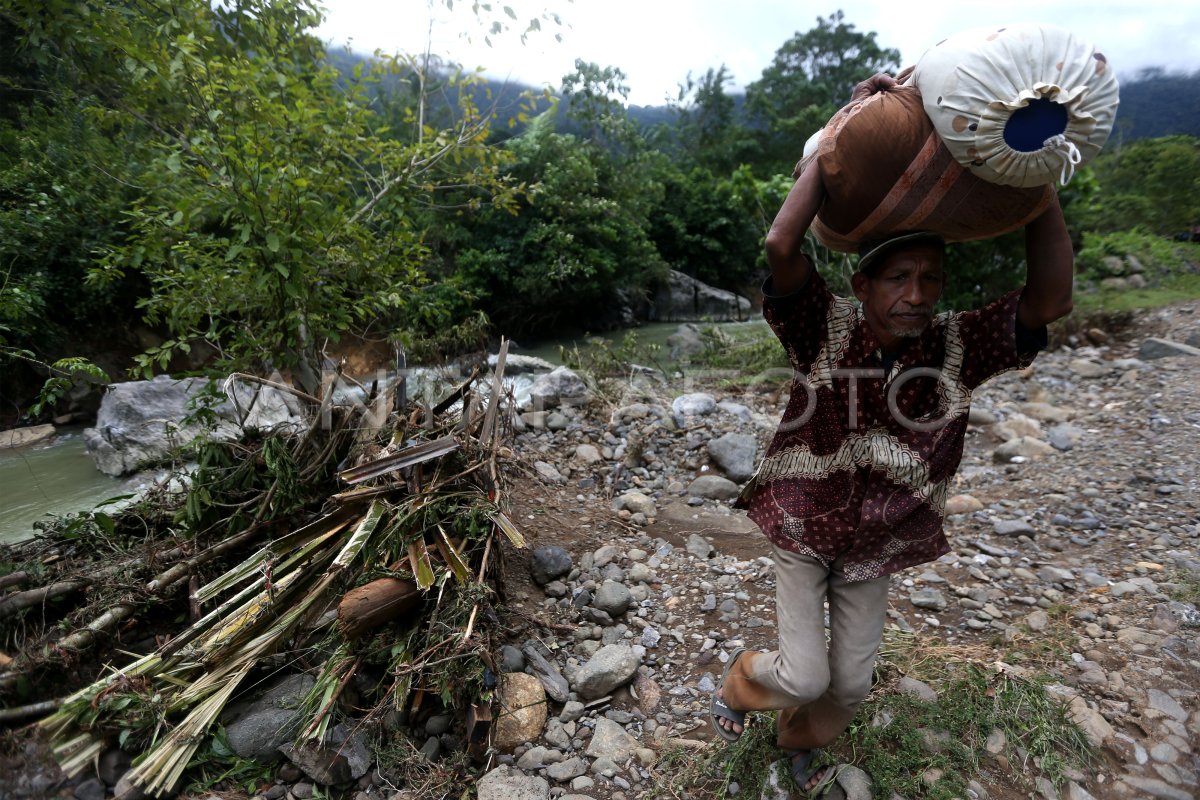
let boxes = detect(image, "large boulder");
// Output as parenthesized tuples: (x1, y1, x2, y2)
(526, 367, 590, 410)
(83, 375, 306, 475)
(706, 433, 758, 482)
(223, 673, 315, 763)
(493, 673, 548, 751)
(652, 271, 752, 322)
(572, 645, 641, 700)
(0, 424, 55, 449)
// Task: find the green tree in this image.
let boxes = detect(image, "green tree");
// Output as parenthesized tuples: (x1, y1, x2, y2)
(746, 10, 901, 176)
(453, 80, 668, 333)
(1082, 135, 1200, 236)
(7, 0, 519, 389)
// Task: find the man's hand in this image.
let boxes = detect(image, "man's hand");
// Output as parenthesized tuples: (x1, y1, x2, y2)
(850, 73, 897, 102)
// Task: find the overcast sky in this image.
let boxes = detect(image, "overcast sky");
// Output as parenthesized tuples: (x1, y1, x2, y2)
(316, 1, 1200, 106)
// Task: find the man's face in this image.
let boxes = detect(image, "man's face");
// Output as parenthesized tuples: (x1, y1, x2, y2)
(852, 243, 945, 345)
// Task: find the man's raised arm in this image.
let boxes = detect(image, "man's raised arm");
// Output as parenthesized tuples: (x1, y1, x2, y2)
(764, 163, 824, 295)
(1017, 193, 1075, 329)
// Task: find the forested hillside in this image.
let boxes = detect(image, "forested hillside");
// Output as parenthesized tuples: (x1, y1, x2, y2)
(1, 1, 1198, 421)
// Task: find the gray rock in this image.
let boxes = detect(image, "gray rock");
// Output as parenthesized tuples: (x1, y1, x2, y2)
(717, 400, 754, 422)
(1066, 782, 1096, 800)
(499, 645, 526, 672)
(112, 773, 148, 800)
(672, 393, 717, 417)
(613, 490, 656, 517)
(706, 433, 757, 482)
(559, 701, 585, 723)
(687, 475, 740, 500)
(527, 367, 590, 410)
(1146, 688, 1188, 722)
(1068, 359, 1111, 378)
(593, 580, 633, 617)
(897, 676, 938, 703)
(419, 736, 440, 761)
(522, 645, 570, 703)
(652, 270, 752, 323)
(74, 778, 106, 800)
(667, 324, 706, 360)
(279, 722, 372, 785)
(574, 444, 603, 464)
(909, 589, 947, 611)
(1119, 776, 1193, 800)
(491, 353, 555, 374)
(98, 750, 133, 786)
(585, 718, 641, 762)
(225, 673, 316, 762)
(573, 645, 641, 700)
(836, 764, 873, 800)
(476, 765, 551, 800)
(993, 436, 1056, 463)
(545, 757, 587, 782)
(84, 375, 305, 475)
(1037, 566, 1075, 584)
(1048, 423, 1085, 451)
(1139, 338, 1200, 360)
(534, 461, 565, 483)
(425, 714, 452, 736)
(687, 534, 714, 559)
(530, 546, 572, 586)
(0, 424, 55, 449)
(993, 518, 1037, 537)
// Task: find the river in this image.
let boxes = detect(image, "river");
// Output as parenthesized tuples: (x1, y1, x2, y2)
(0, 428, 150, 544)
(0, 320, 768, 545)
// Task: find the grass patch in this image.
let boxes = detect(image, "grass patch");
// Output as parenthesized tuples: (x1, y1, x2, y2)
(646, 711, 807, 800)
(1165, 569, 1200, 604)
(1072, 272, 1200, 315)
(834, 665, 1095, 799)
(994, 603, 1079, 669)
(693, 323, 790, 385)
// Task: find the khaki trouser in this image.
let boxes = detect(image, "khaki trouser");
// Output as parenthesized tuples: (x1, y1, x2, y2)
(721, 545, 889, 751)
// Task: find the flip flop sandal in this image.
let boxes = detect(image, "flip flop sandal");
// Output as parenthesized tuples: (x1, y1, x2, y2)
(709, 646, 749, 742)
(786, 749, 841, 798)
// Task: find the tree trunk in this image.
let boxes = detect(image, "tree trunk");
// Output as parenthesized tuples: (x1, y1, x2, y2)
(336, 578, 421, 639)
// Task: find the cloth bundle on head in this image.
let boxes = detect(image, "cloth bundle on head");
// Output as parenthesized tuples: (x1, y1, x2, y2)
(795, 67, 1053, 254)
(912, 23, 1119, 188)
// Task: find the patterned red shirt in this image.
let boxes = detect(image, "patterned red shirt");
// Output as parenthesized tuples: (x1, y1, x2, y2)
(736, 269, 1042, 581)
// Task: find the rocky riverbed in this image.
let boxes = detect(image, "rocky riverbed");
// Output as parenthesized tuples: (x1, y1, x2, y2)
(6, 304, 1200, 800)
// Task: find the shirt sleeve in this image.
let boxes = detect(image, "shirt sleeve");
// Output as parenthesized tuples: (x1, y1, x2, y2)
(954, 288, 1044, 391)
(761, 259, 834, 373)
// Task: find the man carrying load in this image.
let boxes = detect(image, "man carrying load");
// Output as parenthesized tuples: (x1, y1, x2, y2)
(710, 73, 1075, 795)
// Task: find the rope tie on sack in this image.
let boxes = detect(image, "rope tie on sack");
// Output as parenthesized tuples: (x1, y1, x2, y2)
(1042, 134, 1082, 185)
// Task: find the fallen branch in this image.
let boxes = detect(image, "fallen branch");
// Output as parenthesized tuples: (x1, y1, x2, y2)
(0, 698, 60, 724)
(0, 580, 88, 619)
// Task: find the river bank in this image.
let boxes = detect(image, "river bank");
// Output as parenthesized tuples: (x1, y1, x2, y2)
(3, 305, 1200, 800)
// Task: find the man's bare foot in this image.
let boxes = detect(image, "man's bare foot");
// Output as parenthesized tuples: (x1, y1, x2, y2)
(788, 750, 831, 793)
(714, 687, 744, 736)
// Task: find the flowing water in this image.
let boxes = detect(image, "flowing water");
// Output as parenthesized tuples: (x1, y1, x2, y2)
(0, 320, 766, 545)
(0, 429, 148, 544)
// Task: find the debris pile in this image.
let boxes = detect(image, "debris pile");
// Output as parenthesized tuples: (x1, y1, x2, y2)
(0, 345, 524, 796)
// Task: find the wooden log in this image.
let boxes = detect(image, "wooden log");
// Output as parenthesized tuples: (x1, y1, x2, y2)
(336, 578, 421, 639)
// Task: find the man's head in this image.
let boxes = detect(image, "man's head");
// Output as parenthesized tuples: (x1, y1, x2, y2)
(851, 232, 946, 349)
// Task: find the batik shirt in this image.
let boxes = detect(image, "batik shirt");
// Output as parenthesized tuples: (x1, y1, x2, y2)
(736, 268, 1044, 581)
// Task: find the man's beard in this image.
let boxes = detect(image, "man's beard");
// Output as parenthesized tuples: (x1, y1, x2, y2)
(887, 320, 929, 338)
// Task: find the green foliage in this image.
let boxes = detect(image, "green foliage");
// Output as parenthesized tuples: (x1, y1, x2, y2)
(746, 10, 901, 176)
(454, 94, 668, 332)
(183, 727, 275, 795)
(840, 668, 1095, 799)
(694, 322, 788, 378)
(1076, 230, 1193, 279)
(1081, 135, 1200, 235)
